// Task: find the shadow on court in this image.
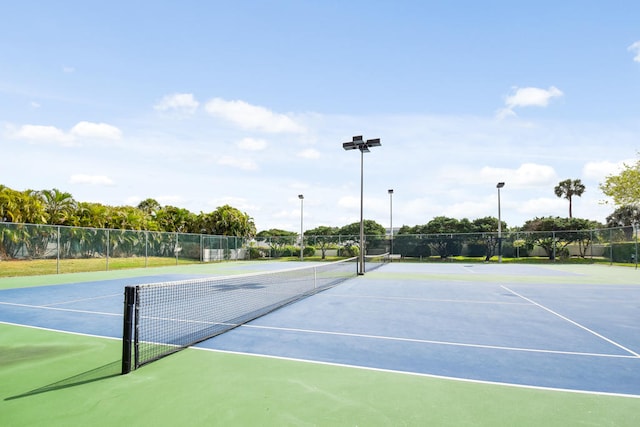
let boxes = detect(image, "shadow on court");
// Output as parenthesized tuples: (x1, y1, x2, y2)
(5, 360, 121, 401)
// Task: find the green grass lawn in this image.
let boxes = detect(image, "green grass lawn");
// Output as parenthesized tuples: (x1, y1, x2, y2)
(0, 257, 201, 277)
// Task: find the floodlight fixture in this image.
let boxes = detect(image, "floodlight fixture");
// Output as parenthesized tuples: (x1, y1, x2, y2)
(342, 135, 381, 153)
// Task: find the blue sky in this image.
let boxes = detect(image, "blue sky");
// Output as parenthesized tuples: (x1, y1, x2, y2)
(1, 1, 639, 232)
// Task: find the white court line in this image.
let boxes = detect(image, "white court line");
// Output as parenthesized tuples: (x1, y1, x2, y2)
(239, 324, 637, 359)
(462, 264, 478, 273)
(43, 293, 121, 307)
(501, 285, 640, 358)
(196, 347, 640, 399)
(319, 293, 530, 306)
(0, 301, 121, 317)
(0, 320, 121, 340)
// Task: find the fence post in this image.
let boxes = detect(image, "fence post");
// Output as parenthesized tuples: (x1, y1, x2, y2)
(145, 231, 148, 268)
(56, 225, 60, 274)
(610, 228, 613, 265)
(106, 229, 110, 271)
(634, 222, 638, 270)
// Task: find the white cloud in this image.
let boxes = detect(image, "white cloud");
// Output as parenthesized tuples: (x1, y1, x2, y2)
(70, 121, 122, 140)
(13, 124, 75, 145)
(497, 86, 563, 118)
(69, 174, 115, 185)
(218, 155, 258, 171)
(506, 86, 563, 108)
(204, 98, 306, 133)
(496, 107, 517, 120)
(123, 195, 185, 208)
(154, 93, 200, 114)
(517, 197, 566, 218)
(30, 101, 40, 109)
(298, 148, 320, 159)
(583, 160, 631, 180)
(629, 41, 640, 62)
(155, 195, 186, 206)
(208, 196, 257, 212)
(480, 163, 557, 187)
(236, 137, 267, 151)
(124, 196, 142, 206)
(63, 66, 75, 73)
(12, 121, 122, 146)
(447, 200, 492, 220)
(441, 164, 558, 188)
(338, 195, 359, 210)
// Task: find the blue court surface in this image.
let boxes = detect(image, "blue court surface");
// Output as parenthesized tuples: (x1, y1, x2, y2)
(1, 262, 639, 397)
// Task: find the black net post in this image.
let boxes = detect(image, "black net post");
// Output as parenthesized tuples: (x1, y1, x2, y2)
(121, 286, 136, 374)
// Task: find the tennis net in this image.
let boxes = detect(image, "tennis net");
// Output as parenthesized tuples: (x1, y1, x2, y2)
(122, 258, 365, 374)
(363, 252, 390, 272)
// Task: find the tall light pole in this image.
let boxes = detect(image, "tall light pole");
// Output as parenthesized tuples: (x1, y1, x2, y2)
(633, 219, 638, 270)
(388, 189, 394, 256)
(343, 135, 381, 275)
(298, 194, 304, 261)
(496, 182, 505, 263)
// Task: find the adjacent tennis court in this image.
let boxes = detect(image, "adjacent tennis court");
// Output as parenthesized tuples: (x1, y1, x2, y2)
(2, 261, 640, 426)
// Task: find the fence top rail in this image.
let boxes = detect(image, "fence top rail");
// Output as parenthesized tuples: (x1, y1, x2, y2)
(1, 221, 635, 241)
(0, 221, 243, 239)
(292, 226, 633, 240)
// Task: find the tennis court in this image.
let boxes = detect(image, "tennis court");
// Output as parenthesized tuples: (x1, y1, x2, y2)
(2, 261, 640, 426)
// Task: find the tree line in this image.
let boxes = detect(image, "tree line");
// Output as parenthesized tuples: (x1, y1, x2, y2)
(0, 185, 256, 238)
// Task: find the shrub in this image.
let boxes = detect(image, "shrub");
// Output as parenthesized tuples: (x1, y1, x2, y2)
(611, 242, 638, 263)
(465, 243, 486, 257)
(338, 245, 359, 257)
(248, 246, 265, 259)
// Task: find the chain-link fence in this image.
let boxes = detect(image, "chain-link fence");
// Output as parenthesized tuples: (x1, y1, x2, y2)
(249, 233, 389, 260)
(0, 222, 249, 274)
(2, 223, 638, 275)
(259, 226, 636, 264)
(388, 226, 638, 264)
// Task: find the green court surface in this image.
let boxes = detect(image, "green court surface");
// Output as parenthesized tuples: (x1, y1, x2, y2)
(2, 324, 640, 427)
(2, 263, 640, 426)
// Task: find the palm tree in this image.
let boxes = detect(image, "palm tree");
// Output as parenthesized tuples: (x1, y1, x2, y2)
(0, 185, 16, 222)
(36, 188, 77, 225)
(137, 198, 161, 215)
(554, 179, 586, 218)
(5, 190, 47, 224)
(155, 206, 194, 233)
